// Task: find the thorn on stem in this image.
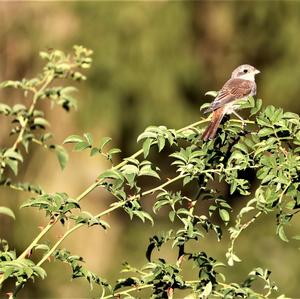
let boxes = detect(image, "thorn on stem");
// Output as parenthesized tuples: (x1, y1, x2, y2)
(26, 250, 32, 258)
(177, 254, 184, 266)
(167, 287, 174, 299)
(187, 201, 194, 209)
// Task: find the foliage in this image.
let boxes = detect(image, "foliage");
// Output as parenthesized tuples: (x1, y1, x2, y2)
(0, 47, 298, 299)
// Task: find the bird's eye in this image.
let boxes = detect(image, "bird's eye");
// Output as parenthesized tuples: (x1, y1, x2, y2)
(243, 69, 248, 73)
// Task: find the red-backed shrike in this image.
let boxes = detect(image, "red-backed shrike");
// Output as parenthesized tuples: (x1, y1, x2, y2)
(201, 64, 260, 141)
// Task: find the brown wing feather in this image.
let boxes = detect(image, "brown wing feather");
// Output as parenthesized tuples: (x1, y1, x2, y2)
(205, 79, 254, 112)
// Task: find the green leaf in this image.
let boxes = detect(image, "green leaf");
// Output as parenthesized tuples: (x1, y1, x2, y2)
(99, 137, 112, 151)
(34, 117, 50, 127)
(234, 143, 248, 154)
(139, 164, 160, 179)
(205, 90, 218, 97)
(6, 159, 18, 175)
(183, 176, 192, 186)
(98, 169, 124, 181)
(55, 145, 69, 170)
(239, 206, 254, 217)
(169, 210, 176, 222)
(157, 136, 166, 152)
(39, 51, 50, 60)
(142, 138, 152, 158)
(277, 225, 289, 242)
(202, 281, 212, 297)
(258, 127, 274, 137)
(84, 133, 93, 145)
(137, 131, 157, 143)
(121, 164, 139, 175)
(4, 149, 23, 162)
(90, 147, 99, 156)
(0, 103, 11, 114)
(64, 135, 84, 144)
(33, 266, 47, 279)
(219, 209, 230, 223)
(250, 98, 262, 116)
(107, 148, 121, 157)
(62, 86, 78, 95)
(74, 141, 90, 151)
(0, 80, 22, 89)
(0, 207, 15, 220)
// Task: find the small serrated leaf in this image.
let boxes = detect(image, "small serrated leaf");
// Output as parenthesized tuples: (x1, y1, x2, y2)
(157, 136, 166, 152)
(6, 159, 18, 175)
(205, 91, 218, 97)
(55, 145, 69, 170)
(34, 117, 50, 127)
(74, 142, 90, 151)
(277, 225, 289, 242)
(84, 133, 93, 145)
(64, 135, 84, 144)
(4, 149, 23, 162)
(219, 209, 230, 223)
(142, 139, 152, 158)
(99, 137, 112, 151)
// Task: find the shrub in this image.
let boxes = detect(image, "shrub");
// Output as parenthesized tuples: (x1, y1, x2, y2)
(0, 47, 296, 298)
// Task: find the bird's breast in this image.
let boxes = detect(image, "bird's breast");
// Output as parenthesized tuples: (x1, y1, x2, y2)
(224, 97, 248, 114)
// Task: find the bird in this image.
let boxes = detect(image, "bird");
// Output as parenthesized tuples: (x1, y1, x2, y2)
(201, 64, 260, 141)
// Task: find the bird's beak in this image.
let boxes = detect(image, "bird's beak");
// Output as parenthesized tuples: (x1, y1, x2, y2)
(254, 69, 260, 74)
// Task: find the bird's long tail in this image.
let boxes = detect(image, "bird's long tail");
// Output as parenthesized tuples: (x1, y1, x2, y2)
(201, 108, 225, 141)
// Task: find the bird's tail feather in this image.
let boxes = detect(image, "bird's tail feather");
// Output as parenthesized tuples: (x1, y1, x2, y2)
(201, 108, 225, 141)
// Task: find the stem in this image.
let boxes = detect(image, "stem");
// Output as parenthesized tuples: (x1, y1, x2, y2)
(100, 277, 272, 299)
(11, 75, 53, 152)
(0, 75, 54, 287)
(9, 117, 216, 289)
(77, 181, 99, 202)
(0, 77, 52, 178)
(141, 174, 184, 197)
(16, 181, 99, 263)
(232, 211, 262, 245)
(177, 118, 209, 133)
(228, 184, 290, 261)
(17, 222, 53, 260)
(218, 282, 270, 298)
(29, 118, 209, 259)
(102, 283, 153, 299)
(36, 174, 185, 267)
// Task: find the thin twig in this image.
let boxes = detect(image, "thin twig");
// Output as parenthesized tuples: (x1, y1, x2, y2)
(36, 174, 185, 267)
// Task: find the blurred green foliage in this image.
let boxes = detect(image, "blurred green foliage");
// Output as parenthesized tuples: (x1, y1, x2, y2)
(71, 2, 203, 152)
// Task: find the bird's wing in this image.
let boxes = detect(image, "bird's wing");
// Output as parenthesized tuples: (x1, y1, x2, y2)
(206, 78, 255, 112)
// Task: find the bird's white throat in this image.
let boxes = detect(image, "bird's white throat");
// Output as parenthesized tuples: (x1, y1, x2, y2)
(237, 72, 256, 81)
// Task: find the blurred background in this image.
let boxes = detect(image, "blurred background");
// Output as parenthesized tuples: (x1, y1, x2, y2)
(1, 1, 300, 298)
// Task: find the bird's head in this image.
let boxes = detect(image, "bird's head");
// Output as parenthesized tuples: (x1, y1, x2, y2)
(231, 64, 260, 81)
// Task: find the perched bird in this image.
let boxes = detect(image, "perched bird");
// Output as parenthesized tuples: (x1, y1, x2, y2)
(201, 64, 260, 141)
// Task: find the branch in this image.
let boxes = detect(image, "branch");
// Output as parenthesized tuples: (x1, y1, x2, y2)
(36, 174, 185, 267)
(11, 75, 53, 152)
(14, 118, 210, 261)
(102, 283, 153, 299)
